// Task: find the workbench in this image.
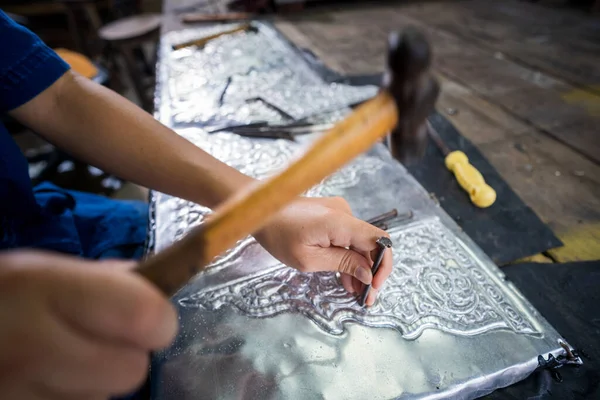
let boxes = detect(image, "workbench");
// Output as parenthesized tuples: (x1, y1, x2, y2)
(150, 0, 599, 398)
(160, 0, 599, 263)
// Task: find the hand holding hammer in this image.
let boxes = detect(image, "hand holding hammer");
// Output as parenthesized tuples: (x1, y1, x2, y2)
(135, 27, 440, 296)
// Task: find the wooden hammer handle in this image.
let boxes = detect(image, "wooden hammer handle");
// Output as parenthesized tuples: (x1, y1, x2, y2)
(135, 92, 398, 296)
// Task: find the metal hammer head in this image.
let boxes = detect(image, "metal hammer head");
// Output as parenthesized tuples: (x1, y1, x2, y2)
(384, 27, 440, 164)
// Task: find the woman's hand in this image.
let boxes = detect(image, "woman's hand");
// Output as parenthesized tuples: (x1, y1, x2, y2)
(0, 251, 178, 400)
(255, 197, 393, 306)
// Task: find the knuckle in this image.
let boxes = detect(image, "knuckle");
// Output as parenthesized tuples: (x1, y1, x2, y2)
(337, 251, 356, 275)
(331, 196, 345, 205)
(332, 197, 351, 212)
(324, 206, 339, 218)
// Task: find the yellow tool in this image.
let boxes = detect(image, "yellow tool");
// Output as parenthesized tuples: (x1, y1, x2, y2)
(427, 122, 496, 208)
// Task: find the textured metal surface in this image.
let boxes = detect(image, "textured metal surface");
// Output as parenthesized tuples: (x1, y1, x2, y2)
(155, 23, 377, 130)
(177, 218, 539, 339)
(150, 22, 570, 400)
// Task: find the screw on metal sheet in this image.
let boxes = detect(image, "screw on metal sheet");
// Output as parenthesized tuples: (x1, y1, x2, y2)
(559, 340, 576, 361)
(535, 341, 584, 383)
(359, 237, 393, 307)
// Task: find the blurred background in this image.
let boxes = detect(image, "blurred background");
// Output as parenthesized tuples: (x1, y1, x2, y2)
(1, 0, 598, 204)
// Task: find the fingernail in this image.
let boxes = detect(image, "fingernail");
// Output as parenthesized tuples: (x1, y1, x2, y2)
(356, 267, 373, 285)
(367, 288, 378, 307)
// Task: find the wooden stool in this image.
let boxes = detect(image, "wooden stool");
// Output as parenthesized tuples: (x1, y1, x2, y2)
(98, 14, 161, 111)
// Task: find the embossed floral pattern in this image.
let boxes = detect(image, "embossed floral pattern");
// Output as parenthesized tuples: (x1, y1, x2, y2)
(179, 219, 538, 339)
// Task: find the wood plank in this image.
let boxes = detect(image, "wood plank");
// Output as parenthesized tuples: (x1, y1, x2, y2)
(479, 132, 600, 262)
(435, 75, 531, 145)
(276, 13, 600, 262)
(400, 0, 600, 94)
(276, 3, 600, 164)
(438, 79, 600, 263)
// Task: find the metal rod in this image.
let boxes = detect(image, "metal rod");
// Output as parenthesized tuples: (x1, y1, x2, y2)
(426, 121, 451, 156)
(359, 237, 393, 306)
(366, 209, 413, 229)
(366, 209, 398, 225)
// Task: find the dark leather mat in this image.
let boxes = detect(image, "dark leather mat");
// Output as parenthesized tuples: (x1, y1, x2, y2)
(285, 51, 562, 265)
(406, 110, 562, 265)
(486, 261, 600, 399)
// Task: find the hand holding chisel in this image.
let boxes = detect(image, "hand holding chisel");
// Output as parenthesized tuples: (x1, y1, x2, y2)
(360, 237, 393, 307)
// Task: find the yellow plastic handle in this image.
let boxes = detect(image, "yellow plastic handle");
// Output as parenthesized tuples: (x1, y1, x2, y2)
(444, 151, 496, 208)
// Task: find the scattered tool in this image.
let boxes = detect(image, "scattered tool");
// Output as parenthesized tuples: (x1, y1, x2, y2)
(359, 237, 393, 307)
(366, 209, 413, 230)
(218, 125, 294, 140)
(134, 28, 439, 296)
(172, 24, 254, 50)
(366, 209, 398, 226)
(181, 12, 254, 23)
(245, 97, 296, 120)
(209, 121, 335, 140)
(208, 121, 268, 133)
(427, 121, 496, 208)
(218, 77, 232, 106)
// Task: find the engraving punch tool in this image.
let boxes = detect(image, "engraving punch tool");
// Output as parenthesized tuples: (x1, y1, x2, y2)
(359, 236, 393, 307)
(366, 209, 413, 230)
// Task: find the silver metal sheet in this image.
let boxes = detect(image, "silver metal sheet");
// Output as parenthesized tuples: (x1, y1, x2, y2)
(155, 23, 377, 130)
(150, 22, 573, 400)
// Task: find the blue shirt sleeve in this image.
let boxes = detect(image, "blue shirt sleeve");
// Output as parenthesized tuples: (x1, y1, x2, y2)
(0, 10, 70, 112)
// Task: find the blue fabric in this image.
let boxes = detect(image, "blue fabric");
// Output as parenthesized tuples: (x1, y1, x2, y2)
(0, 10, 148, 260)
(0, 10, 71, 112)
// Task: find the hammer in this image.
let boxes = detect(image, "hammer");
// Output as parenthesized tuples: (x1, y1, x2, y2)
(135, 28, 440, 296)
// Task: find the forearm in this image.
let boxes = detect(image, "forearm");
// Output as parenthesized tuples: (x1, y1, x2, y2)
(10, 71, 253, 208)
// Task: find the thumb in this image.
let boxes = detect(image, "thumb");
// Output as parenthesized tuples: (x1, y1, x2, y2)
(309, 247, 373, 285)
